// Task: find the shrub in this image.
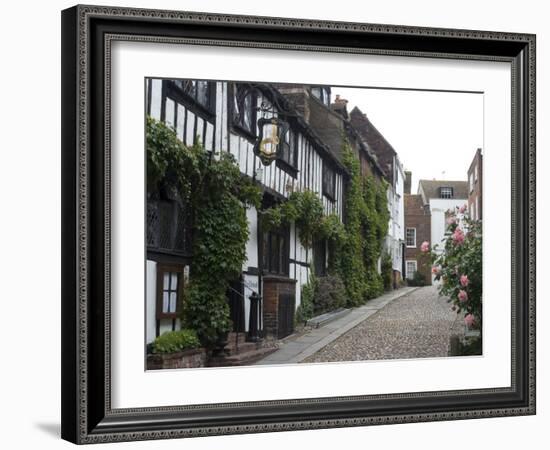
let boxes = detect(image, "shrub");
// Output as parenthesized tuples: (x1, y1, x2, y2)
(426, 208, 482, 329)
(313, 274, 346, 314)
(151, 329, 200, 354)
(147, 117, 261, 349)
(381, 252, 393, 291)
(295, 275, 317, 325)
(407, 270, 426, 287)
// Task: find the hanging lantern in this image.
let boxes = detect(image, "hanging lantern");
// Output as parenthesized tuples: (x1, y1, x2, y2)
(253, 117, 289, 166)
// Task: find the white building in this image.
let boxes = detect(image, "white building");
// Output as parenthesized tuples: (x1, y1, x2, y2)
(145, 79, 347, 344)
(387, 156, 406, 283)
(418, 179, 469, 258)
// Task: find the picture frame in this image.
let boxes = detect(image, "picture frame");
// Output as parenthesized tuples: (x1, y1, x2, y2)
(61, 4, 536, 444)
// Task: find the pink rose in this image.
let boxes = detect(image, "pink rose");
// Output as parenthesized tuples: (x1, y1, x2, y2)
(458, 290, 468, 302)
(420, 241, 430, 252)
(431, 266, 439, 275)
(446, 216, 456, 225)
(460, 275, 469, 287)
(464, 314, 475, 327)
(459, 204, 467, 214)
(452, 228, 465, 245)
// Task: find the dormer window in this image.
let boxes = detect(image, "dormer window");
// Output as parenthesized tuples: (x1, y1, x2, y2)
(440, 187, 454, 199)
(311, 86, 331, 106)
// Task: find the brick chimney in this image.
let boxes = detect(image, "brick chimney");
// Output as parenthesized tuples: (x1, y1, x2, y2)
(404, 170, 412, 194)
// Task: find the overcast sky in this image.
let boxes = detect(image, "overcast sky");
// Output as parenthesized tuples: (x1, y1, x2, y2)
(332, 87, 484, 194)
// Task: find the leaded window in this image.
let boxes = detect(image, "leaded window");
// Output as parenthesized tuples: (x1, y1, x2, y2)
(279, 128, 298, 170)
(231, 84, 257, 137)
(173, 79, 215, 113)
(440, 187, 454, 199)
(156, 264, 184, 319)
(311, 86, 331, 106)
(323, 164, 336, 200)
(262, 226, 289, 276)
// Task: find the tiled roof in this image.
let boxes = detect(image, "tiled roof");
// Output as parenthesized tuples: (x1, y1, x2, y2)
(349, 106, 397, 184)
(418, 179, 469, 200)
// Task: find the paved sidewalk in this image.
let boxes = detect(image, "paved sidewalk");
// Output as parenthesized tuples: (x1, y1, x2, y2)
(255, 287, 419, 365)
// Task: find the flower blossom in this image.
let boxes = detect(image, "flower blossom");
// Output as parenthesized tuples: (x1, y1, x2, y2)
(459, 204, 467, 214)
(458, 290, 468, 302)
(431, 266, 440, 275)
(460, 275, 469, 287)
(464, 314, 475, 327)
(420, 241, 430, 252)
(452, 228, 465, 245)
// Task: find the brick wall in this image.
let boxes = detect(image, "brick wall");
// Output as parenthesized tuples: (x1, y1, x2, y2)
(404, 194, 432, 285)
(146, 348, 207, 370)
(467, 148, 482, 221)
(262, 275, 297, 339)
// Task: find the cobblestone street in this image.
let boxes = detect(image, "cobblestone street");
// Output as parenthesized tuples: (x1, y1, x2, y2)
(304, 285, 461, 363)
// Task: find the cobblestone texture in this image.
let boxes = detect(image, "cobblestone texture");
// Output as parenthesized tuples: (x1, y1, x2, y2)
(304, 285, 462, 363)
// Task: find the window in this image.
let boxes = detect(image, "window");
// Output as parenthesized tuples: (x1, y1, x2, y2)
(231, 83, 257, 137)
(279, 128, 298, 171)
(406, 260, 417, 280)
(261, 226, 289, 276)
(440, 187, 454, 199)
(311, 86, 330, 106)
(156, 264, 184, 319)
(322, 163, 336, 200)
(173, 79, 215, 114)
(406, 228, 416, 247)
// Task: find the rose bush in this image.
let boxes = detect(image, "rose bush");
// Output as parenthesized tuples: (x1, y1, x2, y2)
(422, 205, 482, 329)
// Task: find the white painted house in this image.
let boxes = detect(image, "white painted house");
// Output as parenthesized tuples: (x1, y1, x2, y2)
(418, 180, 469, 267)
(386, 155, 406, 283)
(145, 79, 347, 344)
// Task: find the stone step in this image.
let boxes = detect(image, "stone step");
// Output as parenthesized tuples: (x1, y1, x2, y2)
(306, 308, 351, 329)
(226, 341, 261, 354)
(227, 332, 247, 345)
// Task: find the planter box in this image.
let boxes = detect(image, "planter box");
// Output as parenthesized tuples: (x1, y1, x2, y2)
(147, 348, 206, 370)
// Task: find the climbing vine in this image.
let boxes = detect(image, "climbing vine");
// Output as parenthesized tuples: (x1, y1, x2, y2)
(147, 117, 261, 348)
(336, 140, 389, 306)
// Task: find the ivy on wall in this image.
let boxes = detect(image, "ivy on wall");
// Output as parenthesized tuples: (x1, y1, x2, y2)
(147, 117, 261, 348)
(261, 139, 390, 312)
(147, 117, 391, 339)
(336, 140, 389, 306)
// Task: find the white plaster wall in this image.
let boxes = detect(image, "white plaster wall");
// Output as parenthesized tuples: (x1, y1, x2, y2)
(429, 198, 468, 252)
(145, 260, 157, 344)
(244, 206, 259, 270)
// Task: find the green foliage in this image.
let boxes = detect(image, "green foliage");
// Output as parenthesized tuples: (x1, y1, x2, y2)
(146, 117, 261, 348)
(335, 141, 388, 306)
(381, 252, 393, 291)
(151, 329, 200, 354)
(313, 274, 346, 314)
(295, 275, 317, 325)
(261, 190, 324, 249)
(430, 213, 482, 328)
(407, 270, 426, 287)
